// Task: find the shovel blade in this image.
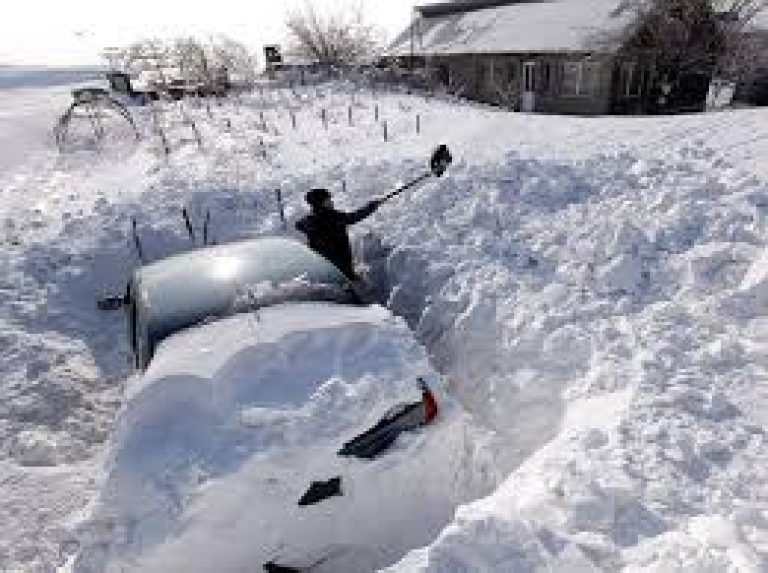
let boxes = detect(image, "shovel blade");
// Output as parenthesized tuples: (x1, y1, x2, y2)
(430, 144, 452, 177)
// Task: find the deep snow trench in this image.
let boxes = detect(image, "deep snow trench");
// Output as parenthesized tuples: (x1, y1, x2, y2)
(3, 80, 768, 571)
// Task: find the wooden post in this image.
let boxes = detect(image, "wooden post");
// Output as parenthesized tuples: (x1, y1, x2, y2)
(275, 189, 287, 230)
(348, 106, 353, 126)
(181, 207, 196, 243)
(321, 108, 327, 129)
(375, 104, 379, 122)
(190, 119, 202, 148)
(131, 218, 145, 264)
(203, 209, 211, 246)
(342, 179, 347, 193)
(383, 121, 388, 142)
(416, 114, 421, 134)
(291, 111, 297, 130)
(259, 110, 266, 130)
(160, 130, 170, 156)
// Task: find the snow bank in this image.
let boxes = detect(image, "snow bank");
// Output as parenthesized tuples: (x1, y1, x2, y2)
(4, 79, 768, 570)
(74, 304, 498, 572)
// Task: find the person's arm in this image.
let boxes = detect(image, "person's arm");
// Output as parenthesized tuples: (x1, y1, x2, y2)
(342, 200, 381, 225)
(295, 215, 311, 234)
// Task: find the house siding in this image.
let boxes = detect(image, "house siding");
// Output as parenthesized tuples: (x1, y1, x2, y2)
(430, 53, 621, 115)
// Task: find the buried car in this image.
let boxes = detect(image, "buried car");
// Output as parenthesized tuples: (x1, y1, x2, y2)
(73, 237, 496, 572)
(126, 236, 360, 370)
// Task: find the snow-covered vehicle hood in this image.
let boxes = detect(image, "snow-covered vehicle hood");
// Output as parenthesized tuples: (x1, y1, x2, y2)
(74, 303, 497, 572)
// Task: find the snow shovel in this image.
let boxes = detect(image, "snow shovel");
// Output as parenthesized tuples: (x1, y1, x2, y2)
(379, 144, 453, 204)
(337, 378, 438, 459)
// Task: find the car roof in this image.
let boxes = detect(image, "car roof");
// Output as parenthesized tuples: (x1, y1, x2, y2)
(132, 237, 354, 366)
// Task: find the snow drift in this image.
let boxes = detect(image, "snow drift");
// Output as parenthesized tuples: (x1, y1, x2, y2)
(3, 78, 768, 570)
(74, 304, 497, 572)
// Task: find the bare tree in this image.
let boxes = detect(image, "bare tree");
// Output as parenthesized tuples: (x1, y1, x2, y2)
(620, 0, 726, 81)
(104, 36, 258, 92)
(613, 0, 768, 82)
(711, 0, 768, 83)
(174, 37, 214, 87)
(210, 37, 259, 86)
(286, 1, 381, 70)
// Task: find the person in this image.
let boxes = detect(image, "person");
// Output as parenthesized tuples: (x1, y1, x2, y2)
(295, 188, 381, 279)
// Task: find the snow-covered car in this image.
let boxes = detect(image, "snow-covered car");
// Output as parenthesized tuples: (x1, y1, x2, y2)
(73, 236, 493, 572)
(127, 237, 360, 369)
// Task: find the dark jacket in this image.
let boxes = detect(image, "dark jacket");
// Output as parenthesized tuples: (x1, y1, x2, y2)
(296, 201, 379, 279)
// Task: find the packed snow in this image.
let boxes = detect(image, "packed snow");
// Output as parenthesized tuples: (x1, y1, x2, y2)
(3, 71, 768, 571)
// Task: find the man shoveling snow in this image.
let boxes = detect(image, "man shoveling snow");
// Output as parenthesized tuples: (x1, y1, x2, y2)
(296, 145, 452, 280)
(296, 188, 381, 280)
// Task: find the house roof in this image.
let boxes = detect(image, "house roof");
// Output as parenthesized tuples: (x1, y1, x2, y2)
(388, 0, 636, 57)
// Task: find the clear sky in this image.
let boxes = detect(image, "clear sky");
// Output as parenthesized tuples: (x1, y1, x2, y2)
(0, 0, 419, 66)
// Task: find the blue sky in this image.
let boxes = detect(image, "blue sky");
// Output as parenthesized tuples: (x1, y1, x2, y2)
(0, 0, 419, 66)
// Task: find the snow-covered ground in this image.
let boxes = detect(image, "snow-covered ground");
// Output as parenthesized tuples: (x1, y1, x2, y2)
(3, 73, 768, 571)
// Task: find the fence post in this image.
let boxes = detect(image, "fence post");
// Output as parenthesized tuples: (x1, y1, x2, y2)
(342, 179, 347, 194)
(203, 209, 211, 246)
(160, 130, 170, 156)
(131, 218, 145, 264)
(416, 114, 421, 134)
(189, 119, 202, 148)
(383, 121, 388, 142)
(181, 207, 196, 244)
(258, 137, 266, 159)
(275, 189, 287, 231)
(291, 111, 297, 130)
(375, 104, 379, 122)
(348, 106, 353, 126)
(321, 108, 327, 129)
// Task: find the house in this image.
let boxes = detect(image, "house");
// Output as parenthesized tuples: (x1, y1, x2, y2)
(386, 0, 710, 115)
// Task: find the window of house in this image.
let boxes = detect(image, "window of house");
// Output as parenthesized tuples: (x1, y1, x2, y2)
(436, 64, 450, 87)
(583, 62, 601, 94)
(621, 62, 641, 97)
(476, 62, 488, 89)
(541, 62, 552, 93)
(562, 61, 582, 95)
(561, 60, 600, 96)
(508, 62, 518, 84)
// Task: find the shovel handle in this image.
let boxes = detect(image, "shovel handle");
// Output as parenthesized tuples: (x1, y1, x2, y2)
(381, 172, 433, 203)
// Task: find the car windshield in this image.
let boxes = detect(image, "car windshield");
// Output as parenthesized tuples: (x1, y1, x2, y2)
(132, 237, 357, 368)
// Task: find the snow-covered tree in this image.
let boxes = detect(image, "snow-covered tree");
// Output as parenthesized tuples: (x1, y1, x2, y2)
(285, 1, 381, 69)
(103, 37, 257, 89)
(615, 0, 768, 83)
(621, 0, 725, 81)
(710, 0, 768, 83)
(209, 37, 259, 85)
